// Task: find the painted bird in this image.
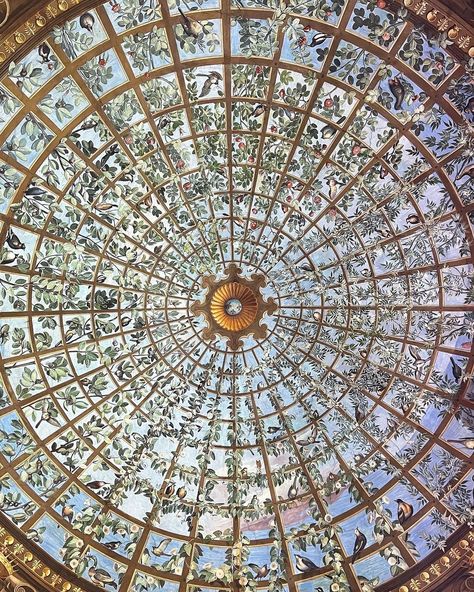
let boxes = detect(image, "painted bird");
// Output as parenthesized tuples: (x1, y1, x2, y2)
(288, 477, 298, 499)
(251, 104, 266, 117)
(396, 498, 414, 526)
(455, 163, 474, 181)
(103, 541, 121, 550)
(294, 555, 319, 572)
(88, 565, 117, 588)
(447, 437, 474, 449)
(38, 43, 51, 63)
(450, 357, 463, 382)
(178, 7, 205, 38)
(152, 538, 172, 557)
(6, 229, 24, 250)
(197, 70, 223, 97)
(321, 116, 345, 139)
(406, 214, 420, 225)
(86, 480, 108, 490)
(164, 482, 175, 497)
(79, 12, 95, 32)
(177, 486, 187, 499)
(355, 405, 365, 424)
(352, 528, 367, 563)
(388, 76, 405, 110)
(408, 345, 425, 379)
(309, 33, 327, 47)
(62, 504, 74, 523)
(250, 564, 269, 579)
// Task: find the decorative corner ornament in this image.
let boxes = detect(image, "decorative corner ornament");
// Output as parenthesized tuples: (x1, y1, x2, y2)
(191, 263, 277, 351)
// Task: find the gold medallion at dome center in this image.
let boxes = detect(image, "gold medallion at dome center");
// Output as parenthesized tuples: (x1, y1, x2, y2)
(210, 282, 258, 331)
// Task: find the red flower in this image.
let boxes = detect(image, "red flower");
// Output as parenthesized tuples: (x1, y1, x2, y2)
(324, 98, 334, 109)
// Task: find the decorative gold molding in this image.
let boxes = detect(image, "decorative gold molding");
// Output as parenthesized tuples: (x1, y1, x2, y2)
(0, 527, 84, 592)
(0, 0, 84, 66)
(191, 264, 277, 351)
(401, 0, 474, 57)
(397, 531, 474, 592)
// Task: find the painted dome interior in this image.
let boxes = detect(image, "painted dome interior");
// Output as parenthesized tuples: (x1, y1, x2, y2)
(0, 1, 473, 591)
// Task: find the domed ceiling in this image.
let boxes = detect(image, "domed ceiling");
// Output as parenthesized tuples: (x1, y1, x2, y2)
(0, 0, 473, 591)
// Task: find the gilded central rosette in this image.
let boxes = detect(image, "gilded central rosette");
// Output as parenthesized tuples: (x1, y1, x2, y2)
(210, 282, 258, 331)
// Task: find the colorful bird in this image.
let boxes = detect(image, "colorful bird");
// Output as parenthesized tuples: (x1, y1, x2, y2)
(396, 498, 414, 526)
(62, 504, 74, 523)
(88, 565, 117, 588)
(86, 480, 108, 490)
(352, 528, 367, 563)
(406, 214, 420, 225)
(250, 564, 269, 579)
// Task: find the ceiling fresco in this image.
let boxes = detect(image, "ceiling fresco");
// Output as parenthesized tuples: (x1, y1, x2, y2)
(0, 0, 473, 591)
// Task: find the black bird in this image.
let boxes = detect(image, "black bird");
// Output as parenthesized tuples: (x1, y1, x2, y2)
(251, 104, 266, 117)
(450, 357, 463, 382)
(25, 185, 46, 198)
(308, 33, 327, 47)
(294, 555, 319, 572)
(79, 12, 95, 32)
(6, 229, 24, 250)
(388, 76, 405, 110)
(288, 477, 298, 499)
(103, 541, 121, 550)
(164, 482, 175, 497)
(396, 498, 414, 526)
(38, 43, 51, 63)
(352, 528, 367, 563)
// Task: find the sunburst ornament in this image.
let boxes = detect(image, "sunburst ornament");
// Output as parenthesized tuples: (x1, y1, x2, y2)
(210, 282, 258, 331)
(191, 264, 277, 350)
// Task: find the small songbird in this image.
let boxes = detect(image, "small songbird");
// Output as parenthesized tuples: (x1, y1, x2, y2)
(295, 555, 319, 572)
(455, 163, 474, 181)
(308, 33, 327, 47)
(408, 345, 425, 379)
(6, 229, 25, 250)
(164, 482, 175, 497)
(355, 405, 365, 424)
(352, 528, 367, 563)
(197, 70, 223, 97)
(396, 498, 414, 526)
(406, 214, 420, 225)
(152, 538, 172, 557)
(178, 7, 205, 38)
(103, 540, 121, 550)
(86, 480, 108, 490)
(388, 76, 405, 110)
(62, 504, 74, 523)
(250, 564, 269, 579)
(38, 43, 51, 63)
(51, 440, 75, 455)
(88, 565, 117, 588)
(447, 437, 474, 449)
(288, 477, 298, 499)
(79, 12, 95, 32)
(450, 357, 463, 382)
(321, 116, 345, 139)
(251, 104, 266, 117)
(328, 178, 339, 199)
